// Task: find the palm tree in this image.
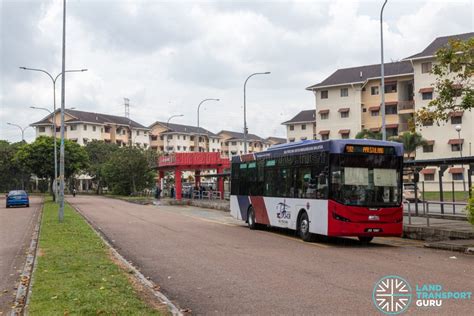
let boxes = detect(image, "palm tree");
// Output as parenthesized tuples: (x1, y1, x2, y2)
(355, 129, 382, 140)
(390, 132, 427, 160)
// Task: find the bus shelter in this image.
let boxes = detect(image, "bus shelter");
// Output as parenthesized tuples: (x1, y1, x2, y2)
(156, 152, 230, 200)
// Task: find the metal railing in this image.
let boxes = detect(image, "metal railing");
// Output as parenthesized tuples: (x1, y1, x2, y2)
(404, 199, 468, 227)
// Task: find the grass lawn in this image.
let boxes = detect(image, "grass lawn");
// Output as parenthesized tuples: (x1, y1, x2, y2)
(28, 199, 162, 315)
(422, 191, 470, 202)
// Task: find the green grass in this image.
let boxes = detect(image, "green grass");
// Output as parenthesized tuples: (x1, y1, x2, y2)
(28, 199, 161, 315)
(422, 191, 469, 202)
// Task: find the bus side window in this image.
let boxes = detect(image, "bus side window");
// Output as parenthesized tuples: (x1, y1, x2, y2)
(297, 168, 312, 198)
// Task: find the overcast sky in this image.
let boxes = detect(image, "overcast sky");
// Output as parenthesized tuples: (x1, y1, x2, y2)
(1, 0, 472, 143)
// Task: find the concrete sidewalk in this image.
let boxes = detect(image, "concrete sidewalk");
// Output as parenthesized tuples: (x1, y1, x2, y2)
(403, 215, 474, 241)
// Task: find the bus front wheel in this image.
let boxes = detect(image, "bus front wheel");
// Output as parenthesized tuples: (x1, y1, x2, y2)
(247, 207, 257, 230)
(358, 236, 374, 243)
(298, 212, 314, 242)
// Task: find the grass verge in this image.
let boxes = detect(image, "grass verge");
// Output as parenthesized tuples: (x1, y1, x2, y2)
(28, 199, 161, 315)
(422, 191, 469, 202)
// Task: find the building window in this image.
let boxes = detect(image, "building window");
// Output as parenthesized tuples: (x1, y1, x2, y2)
(289, 125, 294, 131)
(421, 62, 432, 74)
(167, 135, 173, 140)
(122, 130, 126, 135)
(159, 135, 164, 140)
(104, 126, 110, 133)
(384, 83, 397, 93)
(70, 125, 77, 131)
(321, 134, 329, 140)
(289, 138, 295, 143)
(190, 136, 195, 141)
(183, 146, 187, 151)
(159, 146, 164, 151)
(231, 141, 237, 146)
(92, 126, 96, 132)
(452, 173, 463, 181)
(422, 92, 433, 100)
(321, 90, 328, 99)
(183, 135, 186, 140)
(451, 116, 462, 125)
(177, 135, 180, 140)
(451, 144, 461, 151)
(136, 130, 140, 136)
(300, 136, 307, 140)
(177, 146, 181, 151)
(424, 174, 435, 181)
(362, 108, 367, 113)
(39, 126, 46, 133)
(423, 145, 434, 152)
(341, 133, 349, 139)
(371, 110, 379, 117)
(371, 86, 379, 95)
(340, 88, 348, 97)
(151, 135, 158, 141)
(386, 104, 397, 115)
(320, 113, 329, 120)
(387, 128, 398, 138)
(301, 124, 306, 130)
(340, 111, 349, 118)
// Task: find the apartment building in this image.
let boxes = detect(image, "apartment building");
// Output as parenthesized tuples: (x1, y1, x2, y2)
(218, 130, 271, 157)
(31, 109, 150, 147)
(148, 121, 221, 153)
(306, 61, 414, 140)
(406, 32, 473, 187)
(281, 109, 316, 142)
(266, 137, 287, 146)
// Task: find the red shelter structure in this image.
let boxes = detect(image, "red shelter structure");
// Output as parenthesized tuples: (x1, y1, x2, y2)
(156, 152, 230, 200)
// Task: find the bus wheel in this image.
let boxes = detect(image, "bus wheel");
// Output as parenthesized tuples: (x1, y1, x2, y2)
(298, 212, 314, 242)
(358, 236, 373, 243)
(248, 207, 257, 230)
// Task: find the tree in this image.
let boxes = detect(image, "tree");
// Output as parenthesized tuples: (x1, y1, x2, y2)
(355, 129, 382, 140)
(390, 132, 427, 160)
(416, 37, 473, 124)
(84, 140, 119, 194)
(102, 147, 155, 195)
(0, 140, 31, 192)
(15, 136, 89, 196)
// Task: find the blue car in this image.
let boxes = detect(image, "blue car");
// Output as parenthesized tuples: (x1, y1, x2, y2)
(6, 190, 30, 208)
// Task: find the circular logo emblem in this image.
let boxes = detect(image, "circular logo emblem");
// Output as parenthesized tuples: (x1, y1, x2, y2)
(373, 275, 412, 315)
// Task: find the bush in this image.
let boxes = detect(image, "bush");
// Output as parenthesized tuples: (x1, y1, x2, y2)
(468, 187, 474, 226)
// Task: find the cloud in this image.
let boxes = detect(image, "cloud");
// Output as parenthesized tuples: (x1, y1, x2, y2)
(0, 0, 472, 143)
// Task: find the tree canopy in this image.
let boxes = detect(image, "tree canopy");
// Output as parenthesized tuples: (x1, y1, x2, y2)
(84, 140, 119, 193)
(15, 136, 89, 181)
(390, 132, 427, 159)
(416, 37, 473, 124)
(102, 146, 155, 195)
(355, 129, 382, 140)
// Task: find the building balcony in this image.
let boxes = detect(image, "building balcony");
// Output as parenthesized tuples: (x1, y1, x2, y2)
(398, 100, 415, 112)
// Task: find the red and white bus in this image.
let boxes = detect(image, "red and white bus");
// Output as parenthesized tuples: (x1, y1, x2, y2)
(230, 139, 404, 243)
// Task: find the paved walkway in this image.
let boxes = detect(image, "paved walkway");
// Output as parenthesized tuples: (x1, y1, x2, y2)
(403, 215, 474, 241)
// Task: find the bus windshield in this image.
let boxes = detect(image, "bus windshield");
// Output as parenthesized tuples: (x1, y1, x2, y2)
(330, 153, 402, 207)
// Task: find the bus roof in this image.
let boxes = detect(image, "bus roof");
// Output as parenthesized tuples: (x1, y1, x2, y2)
(231, 139, 403, 163)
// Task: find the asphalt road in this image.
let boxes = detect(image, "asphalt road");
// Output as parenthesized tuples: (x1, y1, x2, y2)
(0, 196, 41, 314)
(69, 196, 473, 315)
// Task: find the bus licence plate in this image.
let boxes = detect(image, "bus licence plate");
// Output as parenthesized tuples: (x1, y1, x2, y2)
(365, 228, 382, 233)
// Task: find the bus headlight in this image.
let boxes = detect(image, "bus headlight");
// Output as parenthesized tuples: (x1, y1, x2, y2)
(333, 212, 351, 222)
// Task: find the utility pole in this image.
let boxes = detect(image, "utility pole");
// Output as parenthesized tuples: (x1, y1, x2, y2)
(59, 0, 67, 222)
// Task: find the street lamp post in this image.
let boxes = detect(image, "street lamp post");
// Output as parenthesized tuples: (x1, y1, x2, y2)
(380, 0, 388, 141)
(20, 68, 87, 202)
(196, 98, 219, 152)
(6, 122, 31, 142)
(166, 114, 184, 152)
(455, 125, 466, 192)
(243, 72, 270, 154)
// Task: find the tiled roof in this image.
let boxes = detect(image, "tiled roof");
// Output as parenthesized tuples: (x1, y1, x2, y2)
(152, 121, 218, 137)
(218, 130, 264, 141)
(306, 61, 413, 90)
(266, 137, 287, 144)
(282, 109, 315, 124)
(405, 32, 474, 59)
(31, 109, 148, 129)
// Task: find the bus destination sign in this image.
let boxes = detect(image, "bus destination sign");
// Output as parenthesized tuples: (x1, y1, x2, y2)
(345, 145, 395, 155)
